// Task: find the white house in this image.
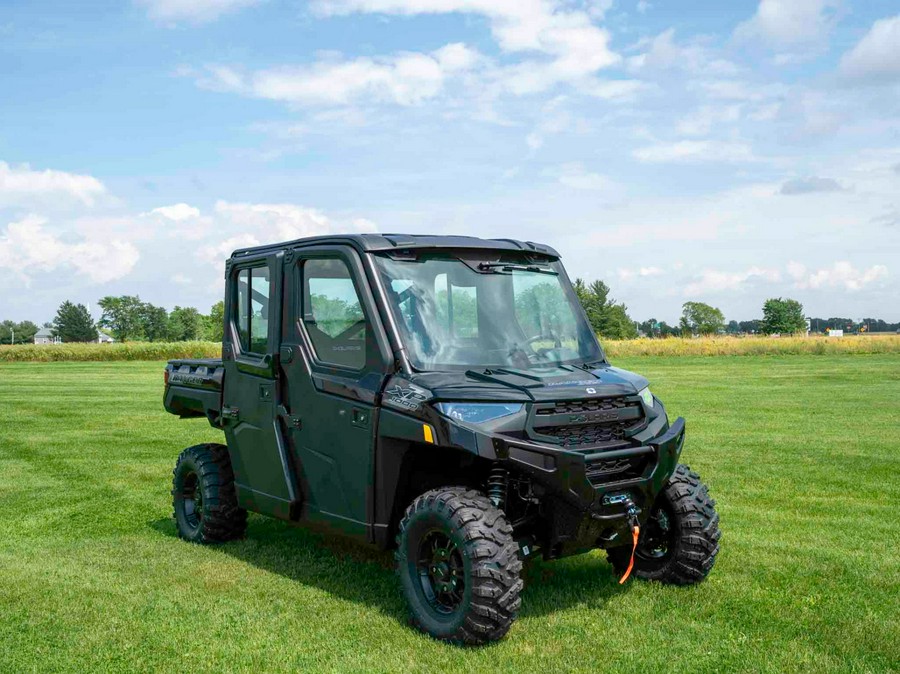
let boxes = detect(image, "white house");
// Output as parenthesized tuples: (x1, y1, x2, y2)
(33, 328, 115, 344)
(34, 327, 61, 345)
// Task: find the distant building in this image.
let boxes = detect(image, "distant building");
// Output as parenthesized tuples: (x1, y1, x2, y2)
(34, 327, 61, 345)
(33, 328, 115, 344)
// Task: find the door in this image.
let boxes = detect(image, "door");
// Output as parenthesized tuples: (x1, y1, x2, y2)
(281, 247, 392, 537)
(222, 253, 298, 519)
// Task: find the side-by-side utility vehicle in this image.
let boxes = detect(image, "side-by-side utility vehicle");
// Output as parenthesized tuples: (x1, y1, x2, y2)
(163, 234, 720, 644)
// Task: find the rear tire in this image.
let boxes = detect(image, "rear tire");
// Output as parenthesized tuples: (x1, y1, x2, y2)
(608, 463, 720, 584)
(395, 487, 523, 645)
(172, 443, 247, 544)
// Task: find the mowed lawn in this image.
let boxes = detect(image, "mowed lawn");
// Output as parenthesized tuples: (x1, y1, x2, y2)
(0, 356, 898, 674)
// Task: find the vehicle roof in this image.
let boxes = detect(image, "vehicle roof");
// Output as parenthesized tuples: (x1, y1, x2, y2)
(231, 233, 560, 260)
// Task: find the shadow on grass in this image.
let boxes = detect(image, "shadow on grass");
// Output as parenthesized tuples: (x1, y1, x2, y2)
(149, 515, 625, 624)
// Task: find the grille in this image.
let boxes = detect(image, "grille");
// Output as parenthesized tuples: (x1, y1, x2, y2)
(585, 454, 648, 486)
(535, 397, 638, 416)
(537, 420, 632, 448)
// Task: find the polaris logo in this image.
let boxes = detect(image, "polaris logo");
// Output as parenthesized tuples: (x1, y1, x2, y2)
(585, 387, 596, 394)
(569, 410, 619, 423)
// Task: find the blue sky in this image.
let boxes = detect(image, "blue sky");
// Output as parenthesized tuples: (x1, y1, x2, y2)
(1, 0, 898, 324)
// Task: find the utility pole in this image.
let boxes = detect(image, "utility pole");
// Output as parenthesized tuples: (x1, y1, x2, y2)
(10, 328, 13, 345)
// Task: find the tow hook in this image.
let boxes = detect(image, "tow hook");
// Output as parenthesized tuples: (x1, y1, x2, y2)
(618, 498, 641, 585)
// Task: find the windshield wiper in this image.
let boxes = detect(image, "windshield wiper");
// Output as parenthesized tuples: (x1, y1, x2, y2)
(477, 262, 558, 275)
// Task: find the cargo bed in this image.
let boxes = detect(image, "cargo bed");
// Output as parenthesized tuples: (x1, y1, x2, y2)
(164, 359, 224, 424)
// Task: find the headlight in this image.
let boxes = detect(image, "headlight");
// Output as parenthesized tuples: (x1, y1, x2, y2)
(434, 402, 524, 423)
(637, 386, 654, 408)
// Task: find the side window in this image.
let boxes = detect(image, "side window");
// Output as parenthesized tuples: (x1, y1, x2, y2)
(303, 258, 367, 369)
(250, 267, 270, 354)
(434, 273, 478, 339)
(236, 269, 250, 350)
(235, 266, 271, 355)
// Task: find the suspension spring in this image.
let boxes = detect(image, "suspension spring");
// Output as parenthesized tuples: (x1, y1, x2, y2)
(487, 467, 508, 510)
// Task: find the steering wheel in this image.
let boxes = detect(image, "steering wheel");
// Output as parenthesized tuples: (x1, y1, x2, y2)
(525, 333, 561, 348)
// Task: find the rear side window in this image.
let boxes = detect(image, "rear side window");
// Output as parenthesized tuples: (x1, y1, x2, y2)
(235, 266, 271, 355)
(303, 258, 367, 369)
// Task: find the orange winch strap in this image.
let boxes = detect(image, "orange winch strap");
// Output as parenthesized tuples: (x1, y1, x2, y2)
(618, 525, 640, 585)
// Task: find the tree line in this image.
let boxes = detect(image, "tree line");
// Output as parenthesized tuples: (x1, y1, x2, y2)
(0, 298, 227, 344)
(3, 285, 898, 345)
(94, 296, 225, 343)
(570, 284, 898, 339)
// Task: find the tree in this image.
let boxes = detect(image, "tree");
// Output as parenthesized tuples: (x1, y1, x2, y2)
(168, 306, 203, 341)
(573, 279, 638, 340)
(680, 302, 725, 336)
(738, 320, 761, 334)
(140, 303, 169, 342)
(761, 297, 806, 335)
(0, 320, 39, 344)
(98, 295, 144, 342)
(52, 301, 98, 342)
(726, 320, 740, 334)
(657, 321, 678, 337)
(202, 301, 225, 342)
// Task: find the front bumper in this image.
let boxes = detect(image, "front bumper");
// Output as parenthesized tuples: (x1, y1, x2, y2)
(493, 416, 686, 557)
(491, 416, 685, 514)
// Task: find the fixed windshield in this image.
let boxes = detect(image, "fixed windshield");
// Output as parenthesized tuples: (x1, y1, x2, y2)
(375, 252, 604, 371)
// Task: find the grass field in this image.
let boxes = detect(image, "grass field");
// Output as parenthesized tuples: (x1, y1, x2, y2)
(2, 334, 898, 361)
(1, 356, 898, 673)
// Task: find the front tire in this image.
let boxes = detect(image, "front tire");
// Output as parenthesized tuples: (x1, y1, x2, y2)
(395, 487, 523, 645)
(609, 464, 720, 584)
(172, 443, 247, 544)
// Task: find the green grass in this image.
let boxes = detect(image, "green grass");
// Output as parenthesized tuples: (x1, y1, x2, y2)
(0, 356, 898, 673)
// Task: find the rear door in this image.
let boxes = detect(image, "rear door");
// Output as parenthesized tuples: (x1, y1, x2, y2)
(222, 252, 298, 519)
(281, 246, 393, 537)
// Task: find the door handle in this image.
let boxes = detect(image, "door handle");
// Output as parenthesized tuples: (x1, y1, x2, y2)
(351, 407, 370, 428)
(222, 407, 240, 421)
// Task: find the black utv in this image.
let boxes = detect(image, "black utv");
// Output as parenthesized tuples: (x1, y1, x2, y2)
(163, 234, 720, 644)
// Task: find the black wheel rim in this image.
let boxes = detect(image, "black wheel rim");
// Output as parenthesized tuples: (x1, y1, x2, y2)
(416, 530, 465, 614)
(636, 502, 676, 564)
(181, 471, 203, 530)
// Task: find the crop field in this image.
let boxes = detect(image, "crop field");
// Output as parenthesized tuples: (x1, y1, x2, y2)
(1, 355, 898, 673)
(1, 334, 898, 362)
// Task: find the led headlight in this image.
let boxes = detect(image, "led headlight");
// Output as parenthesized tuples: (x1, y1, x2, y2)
(637, 386, 654, 408)
(434, 402, 524, 424)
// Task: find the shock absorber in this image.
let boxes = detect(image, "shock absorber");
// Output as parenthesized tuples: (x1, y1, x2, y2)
(487, 467, 508, 510)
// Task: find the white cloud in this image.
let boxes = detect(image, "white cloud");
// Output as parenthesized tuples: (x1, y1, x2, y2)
(557, 163, 617, 191)
(627, 29, 738, 75)
(684, 266, 781, 296)
(214, 200, 376, 241)
(138, 0, 263, 23)
(0, 161, 106, 206)
(311, 0, 620, 94)
(632, 140, 757, 163)
(192, 201, 378, 264)
(0, 215, 139, 284)
(839, 14, 900, 84)
(581, 79, 648, 101)
(196, 43, 480, 107)
(198, 233, 261, 266)
(695, 79, 786, 102)
(148, 203, 201, 221)
(617, 266, 664, 281)
(675, 105, 741, 137)
(734, 0, 838, 49)
(788, 261, 889, 291)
